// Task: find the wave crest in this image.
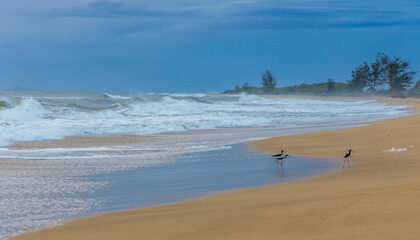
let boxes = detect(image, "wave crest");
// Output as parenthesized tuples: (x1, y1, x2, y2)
(103, 93, 131, 100)
(0, 98, 46, 123)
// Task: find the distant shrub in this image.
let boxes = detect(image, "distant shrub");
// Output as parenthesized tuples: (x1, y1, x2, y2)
(261, 70, 277, 92)
(408, 81, 420, 97)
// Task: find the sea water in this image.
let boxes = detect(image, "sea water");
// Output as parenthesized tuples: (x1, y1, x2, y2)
(85, 144, 340, 214)
(0, 91, 410, 239)
(0, 91, 408, 146)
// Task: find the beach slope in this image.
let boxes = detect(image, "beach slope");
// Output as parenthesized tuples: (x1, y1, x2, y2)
(13, 98, 420, 240)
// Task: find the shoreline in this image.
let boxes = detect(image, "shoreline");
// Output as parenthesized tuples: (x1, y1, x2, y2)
(10, 97, 420, 240)
(80, 144, 340, 218)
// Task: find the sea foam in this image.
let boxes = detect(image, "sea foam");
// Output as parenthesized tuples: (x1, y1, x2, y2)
(384, 147, 407, 152)
(0, 93, 410, 147)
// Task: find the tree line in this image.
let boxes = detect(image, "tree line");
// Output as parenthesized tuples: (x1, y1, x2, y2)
(233, 70, 278, 93)
(348, 53, 417, 94)
(226, 53, 418, 96)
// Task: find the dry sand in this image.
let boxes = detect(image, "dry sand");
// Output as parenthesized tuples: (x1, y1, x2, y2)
(13, 98, 420, 240)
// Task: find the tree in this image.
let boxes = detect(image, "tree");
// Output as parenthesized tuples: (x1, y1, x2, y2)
(348, 62, 369, 92)
(378, 53, 417, 93)
(261, 70, 277, 91)
(366, 56, 385, 92)
(242, 82, 250, 90)
(327, 78, 335, 93)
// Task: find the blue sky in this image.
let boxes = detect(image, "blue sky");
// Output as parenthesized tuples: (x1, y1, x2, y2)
(0, 0, 419, 93)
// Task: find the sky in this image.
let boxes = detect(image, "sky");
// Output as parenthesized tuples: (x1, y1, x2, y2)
(0, 0, 419, 93)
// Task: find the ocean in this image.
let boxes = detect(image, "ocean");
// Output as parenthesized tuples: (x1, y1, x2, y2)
(0, 91, 408, 146)
(0, 91, 410, 239)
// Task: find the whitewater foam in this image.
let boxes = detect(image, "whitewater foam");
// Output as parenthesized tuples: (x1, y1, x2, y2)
(0, 98, 46, 123)
(384, 147, 407, 152)
(103, 93, 131, 100)
(0, 93, 410, 147)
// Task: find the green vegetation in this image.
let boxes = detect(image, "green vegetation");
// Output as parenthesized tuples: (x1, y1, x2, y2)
(224, 53, 418, 97)
(224, 69, 351, 95)
(327, 78, 335, 93)
(347, 53, 417, 94)
(224, 81, 350, 96)
(261, 70, 277, 92)
(408, 81, 420, 97)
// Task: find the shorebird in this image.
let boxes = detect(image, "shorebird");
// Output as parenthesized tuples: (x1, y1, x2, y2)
(275, 154, 289, 167)
(343, 149, 352, 168)
(272, 150, 284, 158)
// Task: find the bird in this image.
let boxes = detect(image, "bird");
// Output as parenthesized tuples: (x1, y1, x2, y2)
(343, 149, 352, 168)
(276, 154, 289, 161)
(275, 154, 290, 167)
(272, 150, 284, 157)
(344, 149, 352, 158)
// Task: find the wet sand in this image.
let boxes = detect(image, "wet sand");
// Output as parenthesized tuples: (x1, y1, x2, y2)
(12, 97, 420, 240)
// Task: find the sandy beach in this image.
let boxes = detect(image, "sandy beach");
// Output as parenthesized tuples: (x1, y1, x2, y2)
(12, 97, 420, 240)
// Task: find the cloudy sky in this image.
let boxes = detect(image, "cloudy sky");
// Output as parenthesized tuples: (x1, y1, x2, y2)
(0, 0, 419, 92)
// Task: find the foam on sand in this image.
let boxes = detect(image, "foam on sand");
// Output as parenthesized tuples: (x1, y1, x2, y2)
(383, 147, 407, 152)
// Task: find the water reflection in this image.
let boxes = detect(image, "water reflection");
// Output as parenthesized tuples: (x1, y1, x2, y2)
(86, 143, 340, 215)
(276, 165, 286, 178)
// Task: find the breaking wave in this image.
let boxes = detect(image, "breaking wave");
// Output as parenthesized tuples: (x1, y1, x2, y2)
(103, 93, 131, 100)
(0, 92, 409, 146)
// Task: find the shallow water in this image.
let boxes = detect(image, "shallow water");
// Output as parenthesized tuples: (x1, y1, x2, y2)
(0, 141, 339, 240)
(84, 144, 340, 214)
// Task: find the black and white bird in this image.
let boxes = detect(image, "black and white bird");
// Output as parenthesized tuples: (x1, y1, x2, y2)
(272, 150, 284, 158)
(276, 154, 289, 161)
(275, 154, 290, 167)
(343, 149, 352, 168)
(344, 149, 352, 158)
